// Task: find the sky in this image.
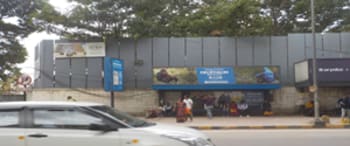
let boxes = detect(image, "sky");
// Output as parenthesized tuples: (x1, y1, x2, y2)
(18, 0, 71, 78)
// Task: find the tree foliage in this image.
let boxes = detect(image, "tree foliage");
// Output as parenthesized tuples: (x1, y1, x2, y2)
(0, 0, 57, 84)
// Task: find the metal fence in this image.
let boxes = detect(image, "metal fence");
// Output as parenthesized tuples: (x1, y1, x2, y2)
(34, 33, 350, 89)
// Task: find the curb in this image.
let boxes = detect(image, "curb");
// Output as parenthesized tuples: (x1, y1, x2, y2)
(189, 124, 350, 130)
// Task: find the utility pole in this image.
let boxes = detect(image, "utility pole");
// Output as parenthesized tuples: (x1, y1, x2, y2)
(311, 0, 323, 126)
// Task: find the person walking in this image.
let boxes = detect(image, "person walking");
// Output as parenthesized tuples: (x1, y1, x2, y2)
(175, 97, 186, 123)
(183, 95, 193, 122)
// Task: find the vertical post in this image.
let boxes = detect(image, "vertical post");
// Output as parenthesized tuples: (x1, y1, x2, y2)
(311, 0, 322, 125)
(23, 85, 27, 101)
(111, 91, 115, 108)
(110, 58, 115, 108)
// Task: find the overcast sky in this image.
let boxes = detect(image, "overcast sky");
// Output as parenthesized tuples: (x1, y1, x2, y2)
(18, 0, 71, 78)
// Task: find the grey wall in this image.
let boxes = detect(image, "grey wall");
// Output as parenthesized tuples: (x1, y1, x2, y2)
(34, 33, 350, 89)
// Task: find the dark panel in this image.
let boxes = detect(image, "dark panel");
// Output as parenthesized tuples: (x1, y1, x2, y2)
(341, 33, 350, 57)
(254, 37, 270, 65)
(220, 37, 236, 66)
(71, 58, 86, 88)
(271, 36, 288, 84)
(106, 38, 120, 58)
(305, 33, 323, 58)
(186, 38, 202, 66)
(203, 37, 219, 66)
(87, 58, 103, 88)
(55, 59, 70, 88)
(153, 38, 169, 66)
(41, 40, 54, 88)
(237, 37, 253, 66)
(169, 38, 185, 66)
(136, 38, 153, 89)
(119, 39, 136, 89)
(288, 34, 306, 84)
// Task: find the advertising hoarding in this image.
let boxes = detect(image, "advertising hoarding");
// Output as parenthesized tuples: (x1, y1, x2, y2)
(152, 66, 280, 90)
(54, 42, 105, 58)
(104, 57, 123, 91)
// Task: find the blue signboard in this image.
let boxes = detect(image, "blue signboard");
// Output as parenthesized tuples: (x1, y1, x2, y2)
(104, 57, 123, 91)
(196, 67, 235, 84)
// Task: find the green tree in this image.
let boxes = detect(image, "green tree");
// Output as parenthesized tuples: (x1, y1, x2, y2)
(0, 0, 58, 84)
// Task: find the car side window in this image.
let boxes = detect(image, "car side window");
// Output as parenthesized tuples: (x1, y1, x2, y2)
(33, 108, 104, 130)
(0, 110, 20, 128)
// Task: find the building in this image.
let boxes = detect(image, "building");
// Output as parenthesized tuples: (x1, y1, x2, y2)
(32, 33, 350, 115)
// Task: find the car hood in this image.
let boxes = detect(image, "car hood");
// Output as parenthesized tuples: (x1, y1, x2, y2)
(136, 123, 208, 139)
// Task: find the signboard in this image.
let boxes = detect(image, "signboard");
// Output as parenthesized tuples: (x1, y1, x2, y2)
(196, 67, 235, 84)
(54, 42, 105, 58)
(152, 66, 280, 90)
(104, 57, 123, 91)
(316, 59, 350, 83)
(295, 58, 350, 88)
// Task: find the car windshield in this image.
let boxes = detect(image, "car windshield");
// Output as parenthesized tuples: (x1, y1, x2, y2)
(90, 105, 154, 127)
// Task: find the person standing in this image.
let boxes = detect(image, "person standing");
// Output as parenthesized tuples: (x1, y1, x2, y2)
(183, 95, 193, 121)
(237, 100, 249, 117)
(203, 95, 215, 119)
(337, 96, 347, 120)
(175, 97, 186, 123)
(345, 96, 350, 120)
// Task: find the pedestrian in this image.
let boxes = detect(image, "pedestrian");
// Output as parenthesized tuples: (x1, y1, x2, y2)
(229, 101, 239, 116)
(183, 95, 193, 121)
(345, 96, 350, 121)
(263, 100, 273, 116)
(237, 100, 249, 117)
(337, 96, 347, 120)
(175, 97, 186, 123)
(66, 96, 77, 102)
(162, 101, 173, 117)
(203, 95, 215, 119)
(303, 100, 314, 117)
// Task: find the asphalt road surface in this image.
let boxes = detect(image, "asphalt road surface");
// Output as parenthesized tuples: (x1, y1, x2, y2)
(204, 129, 350, 146)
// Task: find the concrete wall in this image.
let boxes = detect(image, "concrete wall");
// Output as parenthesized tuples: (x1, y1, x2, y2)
(28, 89, 158, 115)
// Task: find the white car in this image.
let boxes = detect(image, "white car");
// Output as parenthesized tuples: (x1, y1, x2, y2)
(0, 101, 215, 146)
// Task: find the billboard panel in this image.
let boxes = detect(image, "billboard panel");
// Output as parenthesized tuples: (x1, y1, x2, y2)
(235, 66, 280, 84)
(54, 42, 105, 58)
(153, 68, 197, 85)
(153, 66, 280, 87)
(294, 61, 309, 83)
(104, 57, 123, 91)
(196, 67, 235, 84)
(317, 59, 350, 83)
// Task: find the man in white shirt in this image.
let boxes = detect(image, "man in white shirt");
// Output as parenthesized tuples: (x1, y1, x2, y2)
(183, 95, 193, 121)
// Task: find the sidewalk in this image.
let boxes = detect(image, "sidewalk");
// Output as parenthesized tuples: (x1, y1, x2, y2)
(144, 116, 350, 130)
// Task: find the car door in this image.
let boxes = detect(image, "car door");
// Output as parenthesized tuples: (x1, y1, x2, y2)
(24, 106, 122, 146)
(0, 108, 25, 146)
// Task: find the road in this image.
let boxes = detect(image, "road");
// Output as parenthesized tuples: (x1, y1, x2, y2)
(204, 129, 350, 146)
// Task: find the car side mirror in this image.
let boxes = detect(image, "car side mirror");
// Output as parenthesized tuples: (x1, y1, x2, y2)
(89, 123, 118, 132)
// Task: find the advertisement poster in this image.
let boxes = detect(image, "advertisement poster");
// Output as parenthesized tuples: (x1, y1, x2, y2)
(196, 67, 235, 84)
(235, 66, 280, 84)
(104, 57, 123, 91)
(153, 66, 280, 86)
(54, 42, 105, 58)
(153, 68, 197, 85)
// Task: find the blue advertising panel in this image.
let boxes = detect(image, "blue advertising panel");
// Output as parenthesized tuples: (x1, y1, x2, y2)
(196, 67, 235, 84)
(152, 66, 281, 90)
(104, 57, 123, 91)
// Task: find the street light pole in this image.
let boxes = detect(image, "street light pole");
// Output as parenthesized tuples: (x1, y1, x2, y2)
(311, 0, 322, 125)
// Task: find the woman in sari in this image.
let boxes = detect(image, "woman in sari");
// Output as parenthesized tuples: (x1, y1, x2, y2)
(175, 97, 186, 123)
